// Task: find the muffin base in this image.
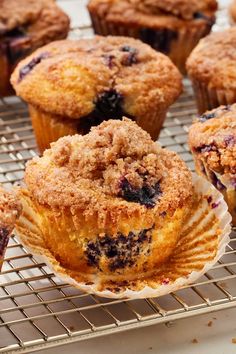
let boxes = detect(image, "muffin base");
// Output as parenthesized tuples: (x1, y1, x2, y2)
(16, 187, 191, 281)
(191, 79, 236, 114)
(15, 174, 231, 298)
(29, 105, 168, 153)
(89, 12, 214, 74)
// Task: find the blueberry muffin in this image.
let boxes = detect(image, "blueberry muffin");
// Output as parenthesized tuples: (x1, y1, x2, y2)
(17, 119, 193, 281)
(0, 185, 21, 270)
(87, 0, 217, 74)
(187, 28, 236, 114)
(189, 104, 236, 225)
(11, 36, 182, 153)
(0, 0, 70, 97)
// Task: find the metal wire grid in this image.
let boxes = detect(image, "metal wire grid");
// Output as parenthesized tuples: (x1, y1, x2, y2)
(1, 6, 236, 353)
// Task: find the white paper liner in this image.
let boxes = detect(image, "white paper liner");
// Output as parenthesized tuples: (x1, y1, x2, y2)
(16, 174, 232, 299)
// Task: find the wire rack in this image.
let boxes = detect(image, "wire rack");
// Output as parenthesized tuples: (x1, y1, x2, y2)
(1, 4, 236, 353)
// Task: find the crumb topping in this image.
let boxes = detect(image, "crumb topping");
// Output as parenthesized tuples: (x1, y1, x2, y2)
(189, 105, 236, 174)
(11, 36, 182, 119)
(127, 0, 217, 20)
(24, 119, 193, 222)
(88, 0, 217, 25)
(0, 185, 21, 233)
(187, 28, 236, 89)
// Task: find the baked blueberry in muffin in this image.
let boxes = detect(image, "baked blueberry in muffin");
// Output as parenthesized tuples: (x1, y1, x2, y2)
(189, 104, 236, 225)
(11, 36, 182, 153)
(0, 185, 21, 270)
(0, 0, 70, 96)
(17, 119, 193, 281)
(87, 0, 217, 74)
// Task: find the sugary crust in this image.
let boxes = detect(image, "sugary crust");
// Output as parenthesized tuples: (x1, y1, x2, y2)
(24, 119, 193, 229)
(0, 0, 70, 47)
(0, 185, 21, 232)
(11, 36, 182, 119)
(88, 0, 217, 28)
(187, 28, 236, 90)
(189, 105, 236, 174)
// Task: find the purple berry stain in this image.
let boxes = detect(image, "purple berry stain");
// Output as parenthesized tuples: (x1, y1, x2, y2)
(18, 52, 49, 82)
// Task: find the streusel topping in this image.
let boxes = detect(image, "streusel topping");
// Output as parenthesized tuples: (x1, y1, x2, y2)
(189, 105, 236, 174)
(128, 0, 217, 20)
(187, 28, 236, 90)
(0, 185, 21, 232)
(24, 119, 192, 218)
(88, 0, 217, 23)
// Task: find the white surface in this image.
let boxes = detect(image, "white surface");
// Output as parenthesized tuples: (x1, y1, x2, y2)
(35, 307, 236, 354)
(34, 1, 235, 353)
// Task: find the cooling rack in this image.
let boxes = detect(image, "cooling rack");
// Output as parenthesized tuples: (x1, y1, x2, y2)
(1, 2, 236, 353)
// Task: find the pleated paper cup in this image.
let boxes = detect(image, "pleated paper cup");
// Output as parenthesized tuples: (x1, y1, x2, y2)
(16, 174, 231, 299)
(190, 79, 236, 114)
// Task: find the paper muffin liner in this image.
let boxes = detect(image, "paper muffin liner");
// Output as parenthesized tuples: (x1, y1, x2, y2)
(190, 79, 236, 114)
(0, 50, 15, 97)
(89, 11, 213, 74)
(193, 157, 236, 226)
(15, 174, 231, 299)
(29, 104, 168, 153)
(29, 105, 78, 154)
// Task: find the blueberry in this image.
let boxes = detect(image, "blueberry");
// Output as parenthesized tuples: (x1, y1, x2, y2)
(224, 135, 236, 147)
(85, 228, 153, 271)
(75, 90, 134, 134)
(18, 52, 49, 82)
(199, 112, 216, 123)
(94, 90, 124, 119)
(119, 178, 162, 208)
(120, 46, 138, 66)
(195, 143, 216, 153)
(193, 12, 214, 26)
(139, 28, 178, 54)
(102, 54, 115, 69)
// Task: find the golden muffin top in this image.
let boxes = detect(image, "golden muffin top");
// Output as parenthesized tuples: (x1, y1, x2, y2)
(0, 0, 70, 47)
(88, 0, 217, 25)
(187, 28, 236, 90)
(189, 105, 236, 175)
(0, 185, 21, 233)
(24, 119, 193, 226)
(11, 36, 182, 120)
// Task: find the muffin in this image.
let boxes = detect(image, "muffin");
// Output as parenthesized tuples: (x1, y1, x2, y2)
(187, 28, 236, 114)
(0, 0, 70, 97)
(87, 0, 217, 74)
(189, 104, 236, 225)
(229, 0, 236, 24)
(11, 36, 182, 153)
(0, 185, 21, 270)
(17, 119, 193, 282)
